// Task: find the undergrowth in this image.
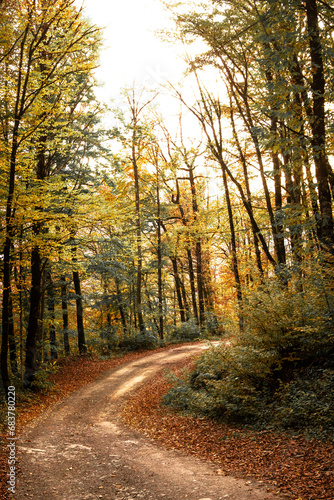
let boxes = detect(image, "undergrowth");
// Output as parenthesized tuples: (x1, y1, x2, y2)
(162, 258, 334, 440)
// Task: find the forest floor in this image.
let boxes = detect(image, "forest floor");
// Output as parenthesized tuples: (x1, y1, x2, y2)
(0, 341, 333, 499)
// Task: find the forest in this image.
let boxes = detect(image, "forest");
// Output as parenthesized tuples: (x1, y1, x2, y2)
(0, 0, 334, 439)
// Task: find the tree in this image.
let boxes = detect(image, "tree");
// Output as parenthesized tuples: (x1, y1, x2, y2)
(111, 89, 158, 335)
(0, 0, 102, 390)
(167, 0, 334, 264)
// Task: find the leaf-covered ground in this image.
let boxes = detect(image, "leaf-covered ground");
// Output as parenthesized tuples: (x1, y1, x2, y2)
(122, 358, 334, 500)
(1, 346, 333, 500)
(0, 348, 167, 499)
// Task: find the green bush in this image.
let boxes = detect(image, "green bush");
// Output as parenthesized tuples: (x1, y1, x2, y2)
(29, 361, 58, 392)
(162, 343, 274, 424)
(117, 331, 160, 351)
(162, 259, 334, 439)
(272, 368, 334, 438)
(167, 319, 202, 342)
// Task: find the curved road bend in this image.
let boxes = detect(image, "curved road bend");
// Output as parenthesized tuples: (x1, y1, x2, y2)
(17, 345, 282, 500)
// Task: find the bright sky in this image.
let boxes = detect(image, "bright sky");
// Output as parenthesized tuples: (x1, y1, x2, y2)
(78, 0, 187, 104)
(76, 0, 223, 197)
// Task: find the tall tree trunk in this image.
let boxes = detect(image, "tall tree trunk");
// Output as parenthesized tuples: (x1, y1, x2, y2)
(305, 0, 334, 251)
(25, 130, 47, 385)
(283, 150, 303, 263)
(229, 101, 263, 275)
(46, 269, 57, 360)
(8, 295, 18, 375)
(186, 248, 199, 323)
(115, 278, 127, 335)
(170, 256, 186, 323)
(225, 72, 280, 264)
(270, 112, 286, 265)
(179, 259, 190, 321)
(73, 270, 86, 354)
(156, 175, 164, 339)
(173, 179, 199, 322)
(187, 163, 205, 325)
(24, 242, 43, 387)
(60, 275, 70, 355)
(215, 152, 276, 267)
(290, 55, 321, 233)
(1, 23, 30, 394)
(222, 169, 243, 332)
(19, 240, 25, 382)
(132, 146, 145, 333)
(195, 241, 205, 325)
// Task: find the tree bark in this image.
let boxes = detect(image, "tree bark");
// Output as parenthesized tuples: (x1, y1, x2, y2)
(187, 162, 205, 325)
(172, 179, 199, 322)
(24, 243, 43, 387)
(46, 269, 57, 360)
(170, 256, 186, 323)
(132, 144, 145, 333)
(229, 101, 263, 275)
(115, 278, 127, 335)
(156, 175, 164, 339)
(8, 295, 18, 375)
(305, 0, 334, 251)
(73, 270, 86, 354)
(222, 169, 243, 332)
(60, 275, 70, 355)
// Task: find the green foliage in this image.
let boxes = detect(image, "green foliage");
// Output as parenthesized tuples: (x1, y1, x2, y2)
(167, 319, 202, 342)
(29, 362, 59, 393)
(90, 326, 161, 353)
(272, 368, 334, 439)
(241, 262, 334, 373)
(163, 260, 334, 439)
(117, 331, 161, 351)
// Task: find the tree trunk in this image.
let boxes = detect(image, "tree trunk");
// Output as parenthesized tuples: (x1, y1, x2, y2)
(186, 248, 199, 322)
(156, 176, 164, 339)
(132, 146, 145, 333)
(1, 237, 11, 392)
(195, 241, 205, 325)
(115, 278, 127, 335)
(170, 256, 186, 323)
(179, 260, 190, 321)
(222, 169, 243, 332)
(188, 163, 205, 325)
(229, 101, 263, 275)
(226, 73, 279, 264)
(270, 113, 286, 265)
(1, 23, 29, 394)
(173, 179, 199, 322)
(46, 269, 57, 360)
(60, 275, 70, 355)
(8, 295, 18, 375)
(73, 270, 86, 354)
(305, 0, 334, 251)
(24, 243, 43, 387)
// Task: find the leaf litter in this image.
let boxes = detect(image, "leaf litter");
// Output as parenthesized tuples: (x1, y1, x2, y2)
(122, 358, 334, 500)
(1, 347, 333, 500)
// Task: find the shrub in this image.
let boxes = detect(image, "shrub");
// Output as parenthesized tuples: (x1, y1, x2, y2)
(272, 368, 334, 438)
(167, 319, 202, 342)
(117, 331, 160, 351)
(162, 259, 334, 439)
(29, 361, 58, 392)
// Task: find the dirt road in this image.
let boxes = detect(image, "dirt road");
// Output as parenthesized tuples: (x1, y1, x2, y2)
(17, 345, 282, 499)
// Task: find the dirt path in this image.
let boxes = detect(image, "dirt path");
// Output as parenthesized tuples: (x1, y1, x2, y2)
(17, 345, 282, 500)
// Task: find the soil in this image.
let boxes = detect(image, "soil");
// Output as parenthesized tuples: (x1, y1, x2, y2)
(14, 344, 281, 499)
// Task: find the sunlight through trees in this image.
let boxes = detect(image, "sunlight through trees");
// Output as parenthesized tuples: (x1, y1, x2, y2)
(0, 0, 333, 439)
